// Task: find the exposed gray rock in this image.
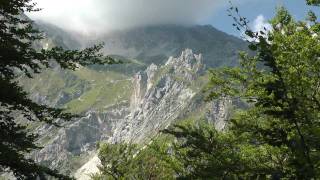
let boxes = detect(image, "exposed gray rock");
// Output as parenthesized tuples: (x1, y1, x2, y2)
(111, 49, 204, 143)
(32, 103, 130, 174)
(206, 98, 232, 131)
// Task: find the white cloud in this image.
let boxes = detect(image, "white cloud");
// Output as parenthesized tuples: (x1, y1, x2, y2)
(252, 15, 272, 33)
(27, 0, 224, 34)
(242, 14, 272, 42)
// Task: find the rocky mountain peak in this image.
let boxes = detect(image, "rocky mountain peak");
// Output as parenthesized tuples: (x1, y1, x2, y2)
(111, 49, 204, 143)
(166, 49, 204, 81)
(166, 49, 201, 66)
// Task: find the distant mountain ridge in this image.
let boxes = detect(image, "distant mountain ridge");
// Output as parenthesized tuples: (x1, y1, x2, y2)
(89, 25, 247, 67)
(35, 22, 247, 68)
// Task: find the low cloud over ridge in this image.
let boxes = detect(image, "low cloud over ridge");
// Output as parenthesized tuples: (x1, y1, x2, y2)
(28, 0, 223, 34)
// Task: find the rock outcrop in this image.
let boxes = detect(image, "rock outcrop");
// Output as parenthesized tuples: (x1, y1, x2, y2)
(111, 49, 204, 143)
(206, 98, 232, 131)
(32, 104, 130, 174)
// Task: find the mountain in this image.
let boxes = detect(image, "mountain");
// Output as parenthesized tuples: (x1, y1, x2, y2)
(23, 19, 82, 52)
(74, 50, 233, 179)
(15, 23, 247, 178)
(111, 49, 206, 143)
(91, 25, 247, 68)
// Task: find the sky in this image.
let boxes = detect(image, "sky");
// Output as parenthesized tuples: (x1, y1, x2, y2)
(210, 0, 319, 36)
(28, 0, 318, 36)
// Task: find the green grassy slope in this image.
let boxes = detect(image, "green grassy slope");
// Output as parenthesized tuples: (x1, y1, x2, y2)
(20, 64, 133, 114)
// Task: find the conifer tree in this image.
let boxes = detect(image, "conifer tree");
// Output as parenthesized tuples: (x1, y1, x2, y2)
(0, 0, 115, 178)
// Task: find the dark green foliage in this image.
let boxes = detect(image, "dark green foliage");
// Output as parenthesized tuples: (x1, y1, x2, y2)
(93, 140, 177, 180)
(95, 143, 138, 179)
(164, 121, 288, 179)
(307, 10, 317, 23)
(307, 0, 320, 6)
(176, 5, 320, 179)
(0, 0, 116, 178)
(163, 121, 243, 179)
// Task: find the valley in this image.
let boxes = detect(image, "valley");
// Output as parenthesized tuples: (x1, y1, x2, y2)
(20, 23, 246, 178)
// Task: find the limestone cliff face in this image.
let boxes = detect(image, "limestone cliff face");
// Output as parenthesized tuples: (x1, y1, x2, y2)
(111, 49, 203, 143)
(206, 98, 232, 131)
(33, 105, 130, 174)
